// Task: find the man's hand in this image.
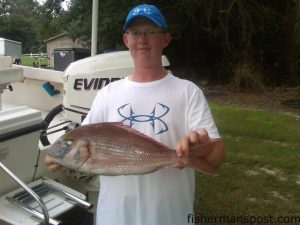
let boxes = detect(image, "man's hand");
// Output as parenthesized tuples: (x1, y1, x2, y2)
(175, 129, 225, 170)
(44, 154, 66, 172)
(176, 129, 210, 157)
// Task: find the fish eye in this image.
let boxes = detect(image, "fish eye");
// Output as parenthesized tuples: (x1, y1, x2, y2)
(66, 140, 73, 146)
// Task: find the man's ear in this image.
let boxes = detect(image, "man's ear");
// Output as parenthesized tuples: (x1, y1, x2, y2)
(163, 32, 172, 48)
(123, 33, 129, 48)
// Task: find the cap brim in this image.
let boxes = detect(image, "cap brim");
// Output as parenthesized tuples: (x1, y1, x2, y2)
(123, 15, 165, 31)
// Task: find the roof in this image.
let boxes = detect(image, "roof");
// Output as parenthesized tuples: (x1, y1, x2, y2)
(0, 37, 22, 44)
(44, 33, 67, 43)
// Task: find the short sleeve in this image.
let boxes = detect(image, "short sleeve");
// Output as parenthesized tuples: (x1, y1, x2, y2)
(187, 86, 220, 139)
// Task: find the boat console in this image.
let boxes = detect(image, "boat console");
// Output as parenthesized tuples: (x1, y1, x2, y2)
(0, 57, 93, 224)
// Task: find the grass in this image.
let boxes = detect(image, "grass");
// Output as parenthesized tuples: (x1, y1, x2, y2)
(21, 55, 49, 67)
(194, 102, 300, 224)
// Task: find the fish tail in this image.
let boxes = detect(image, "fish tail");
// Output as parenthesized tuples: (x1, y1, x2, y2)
(186, 157, 218, 176)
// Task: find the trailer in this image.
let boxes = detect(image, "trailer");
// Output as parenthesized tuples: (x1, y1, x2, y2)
(0, 38, 22, 64)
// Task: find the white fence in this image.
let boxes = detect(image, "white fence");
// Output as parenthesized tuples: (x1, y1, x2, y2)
(23, 53, 49, 58)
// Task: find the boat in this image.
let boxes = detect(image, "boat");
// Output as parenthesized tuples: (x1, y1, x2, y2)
(0, 50, 170, 224)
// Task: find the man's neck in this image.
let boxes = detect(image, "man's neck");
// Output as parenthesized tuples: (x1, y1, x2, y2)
(129, 67, 168, 83)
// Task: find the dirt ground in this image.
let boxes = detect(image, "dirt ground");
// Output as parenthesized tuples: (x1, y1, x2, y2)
(202, 85, 300, 117)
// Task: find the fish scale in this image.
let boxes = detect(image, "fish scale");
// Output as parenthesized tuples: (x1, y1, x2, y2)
(93, 139, 170, 161)
(86, 140, 175, 175)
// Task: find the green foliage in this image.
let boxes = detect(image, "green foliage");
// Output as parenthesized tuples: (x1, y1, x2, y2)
(210, 102, 300, 144)
(194, 102, 300, 220)
(0, 0, 299, 87)
(34, 0, 65, 46)
(0, 0, 40, 52)
(21, 55, 49, 67)
(97, 0, 130, 50)
(61, 0, 92, 42)
(61, 0, 131, 51)
(0, 0, 66, 52)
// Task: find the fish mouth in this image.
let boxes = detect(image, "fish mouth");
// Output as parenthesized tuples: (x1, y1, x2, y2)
(45, 146, 65, 163)
(46, 151, 83, 170)
(45, 144, 90, 170)
(46, 145, 67, 158)
(45, 152, 65, 167)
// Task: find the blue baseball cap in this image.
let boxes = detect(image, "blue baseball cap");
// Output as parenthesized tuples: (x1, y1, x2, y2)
(123, 4, 167, 31)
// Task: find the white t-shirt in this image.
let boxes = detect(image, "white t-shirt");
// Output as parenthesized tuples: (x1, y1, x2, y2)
(82, 73, 220, 225)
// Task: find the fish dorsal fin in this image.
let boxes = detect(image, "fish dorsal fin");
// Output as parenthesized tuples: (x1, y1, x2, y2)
(107, 122, 171, 149)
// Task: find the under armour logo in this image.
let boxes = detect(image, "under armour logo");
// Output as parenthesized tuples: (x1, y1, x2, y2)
(133, 7, 151, 15)
(117, 103, 169, 135)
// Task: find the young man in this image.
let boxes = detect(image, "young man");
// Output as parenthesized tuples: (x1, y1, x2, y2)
(46, 4, 225, 224)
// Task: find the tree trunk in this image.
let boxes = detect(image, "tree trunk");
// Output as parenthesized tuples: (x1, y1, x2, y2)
(283, 0, 300, 86)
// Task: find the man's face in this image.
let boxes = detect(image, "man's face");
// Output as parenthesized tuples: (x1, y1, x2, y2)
(123, 18, 172, 66)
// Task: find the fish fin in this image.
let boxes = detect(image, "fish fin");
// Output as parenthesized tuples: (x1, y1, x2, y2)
(106, 122, 126, 127)
(186, 157, 218, 176)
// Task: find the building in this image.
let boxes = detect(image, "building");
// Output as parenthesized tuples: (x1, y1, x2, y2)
(0, 37, 22, 64)
(45, 33, 89, 68)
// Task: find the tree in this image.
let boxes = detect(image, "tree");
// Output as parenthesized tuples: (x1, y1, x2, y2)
(59, 0, 299, 87)
(34, 0, 66, 51)
(62, 0, 131, 51)
(2, 0, 297, 87)
(0, 0, 68, 52)
(282, 0, 300, 86)
(61, 0, 92, 45)
(0, 0, 40, 52)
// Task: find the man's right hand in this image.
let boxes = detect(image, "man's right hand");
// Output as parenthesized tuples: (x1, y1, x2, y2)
(44, 154, 66, 172)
